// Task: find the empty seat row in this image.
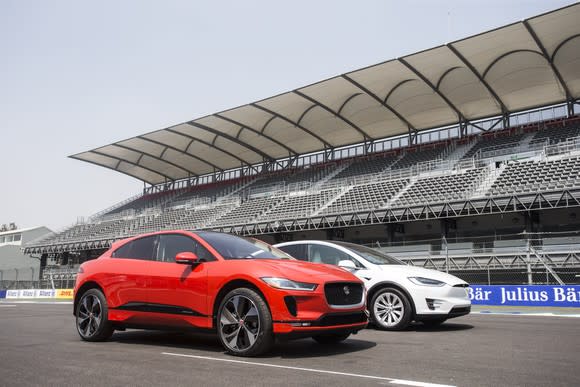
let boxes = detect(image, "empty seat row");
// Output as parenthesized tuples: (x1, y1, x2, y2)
(488, 156, 580, 196)
(320, 180, 408, 215)
(394, 169, 486, 207)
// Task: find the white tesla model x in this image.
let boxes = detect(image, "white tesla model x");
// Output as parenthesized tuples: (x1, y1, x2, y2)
(274, 240, 471, 330)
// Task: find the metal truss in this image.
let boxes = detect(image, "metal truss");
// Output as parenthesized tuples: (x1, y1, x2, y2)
(404, 251, 580, 272)
(216, 189, 580, 236)
(24, 189, 580, 255)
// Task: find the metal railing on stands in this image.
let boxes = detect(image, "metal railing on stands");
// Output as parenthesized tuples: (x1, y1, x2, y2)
(544, 135, 580, 157)
(476, 139, 547, 160)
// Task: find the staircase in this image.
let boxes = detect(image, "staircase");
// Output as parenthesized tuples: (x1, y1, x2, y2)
(384, 177, 417, 207)
(470, 163, 506, 198)
(311, 187, 351, 216)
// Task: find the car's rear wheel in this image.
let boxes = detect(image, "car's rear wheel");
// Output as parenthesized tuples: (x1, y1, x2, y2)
(370, 287, 412, 331)
(217, 288, 273, 357)
(76, 288, 114, 341)
(312, 333, 351, 344)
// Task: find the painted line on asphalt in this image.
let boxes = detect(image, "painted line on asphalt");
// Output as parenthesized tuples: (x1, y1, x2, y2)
(0, 305, 16, 307)
(0, 301, 72, 305)
(162, 352, 455, 387)
(474, 311, 580, 318)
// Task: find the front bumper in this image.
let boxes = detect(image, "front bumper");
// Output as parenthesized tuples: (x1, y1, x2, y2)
(274, 310, 368, 338)
(416, 305, 471, 321)
(264, 282, 368, 336)
(410, 284, 471, 317)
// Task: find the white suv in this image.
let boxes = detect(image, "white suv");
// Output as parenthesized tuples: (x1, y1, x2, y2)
(274, 240, 471, 330)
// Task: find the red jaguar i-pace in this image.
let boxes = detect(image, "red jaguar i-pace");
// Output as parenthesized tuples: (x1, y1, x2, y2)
(73, 230, 368, 356)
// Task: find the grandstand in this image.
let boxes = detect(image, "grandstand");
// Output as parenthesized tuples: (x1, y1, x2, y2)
(21, 3, 580, 287)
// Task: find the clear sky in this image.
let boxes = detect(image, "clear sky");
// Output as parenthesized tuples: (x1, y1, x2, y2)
(0, 0, 574, 232)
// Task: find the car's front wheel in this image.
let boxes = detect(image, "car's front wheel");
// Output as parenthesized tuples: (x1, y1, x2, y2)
(312, 333, 351, 344)
(370, 287, 412, 330)
(75, 288, 114, 341)
(217, 288, 274, 357)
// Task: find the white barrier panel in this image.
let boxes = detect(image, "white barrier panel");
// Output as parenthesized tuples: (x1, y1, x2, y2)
(19, 289, 37, 299)
(4, 289, 57, 299)
(6, 290, 20, 299)
(36, 289, 56, 298)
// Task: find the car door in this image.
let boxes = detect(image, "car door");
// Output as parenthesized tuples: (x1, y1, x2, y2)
(107, 235, 158, 308)
(147, 233, 213, 327)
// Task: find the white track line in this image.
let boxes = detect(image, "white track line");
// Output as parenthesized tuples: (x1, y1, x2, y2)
(162, 352, 455, 387)
(0, 305, 16, 307)
(473, 311, 580, 318)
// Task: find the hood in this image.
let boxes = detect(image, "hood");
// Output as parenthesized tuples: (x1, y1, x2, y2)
(250, 259, 361, 284)
(376, 265, 467, 286)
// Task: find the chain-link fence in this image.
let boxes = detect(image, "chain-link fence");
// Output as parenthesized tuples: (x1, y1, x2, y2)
(0, 265, 76, 290)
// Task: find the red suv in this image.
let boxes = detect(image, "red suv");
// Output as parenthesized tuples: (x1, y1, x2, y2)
(73, 230, 367, 356)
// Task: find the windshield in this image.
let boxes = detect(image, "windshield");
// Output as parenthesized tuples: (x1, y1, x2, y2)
(196, 232, 293, 260)
(332, 241, 405, 265)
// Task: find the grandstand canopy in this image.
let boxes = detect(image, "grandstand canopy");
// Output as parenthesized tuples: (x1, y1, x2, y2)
(72, 4, 580, 185)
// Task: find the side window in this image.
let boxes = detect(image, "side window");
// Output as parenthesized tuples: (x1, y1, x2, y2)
(113, 236, 157, 261)
(157, 234, 216, 263)
(308, 244, 354, 266)
(277, 244, 308, 261)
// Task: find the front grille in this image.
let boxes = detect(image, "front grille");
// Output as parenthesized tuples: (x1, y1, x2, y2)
(316, 312, 367, 326)
(324, 282, 363, 306)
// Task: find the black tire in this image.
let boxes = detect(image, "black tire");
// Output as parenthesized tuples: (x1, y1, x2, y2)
(75, 288, 114, 342)
(422, 318, 446, 327)
(370, 287, 412, 331)
(217, 288, 274, 357)
(312, 333, 351, 344)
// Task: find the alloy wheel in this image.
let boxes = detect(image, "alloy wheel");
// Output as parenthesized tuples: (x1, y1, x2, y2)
(374, 292, 404, 327)
(77, 293, 103, 338)
(219, 295, 261, 352)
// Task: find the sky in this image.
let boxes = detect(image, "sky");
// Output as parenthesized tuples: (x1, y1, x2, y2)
(0, 0, 575, 232)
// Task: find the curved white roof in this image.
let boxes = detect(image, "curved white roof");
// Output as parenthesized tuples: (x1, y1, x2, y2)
(71, 4, 580, 185)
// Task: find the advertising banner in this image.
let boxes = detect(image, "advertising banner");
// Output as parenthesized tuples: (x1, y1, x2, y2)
(55, 289, 74, 299)
(469, 285, 580, 307)
(0, 290, 6, 299)
(19, 289, 37, 298)
(36, 289, 56, 298)
(6, 289, 20, 299)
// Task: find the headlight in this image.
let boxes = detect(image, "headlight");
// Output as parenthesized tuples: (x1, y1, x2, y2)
(261, 277, 317, 291)
(408, 277, 446, 286)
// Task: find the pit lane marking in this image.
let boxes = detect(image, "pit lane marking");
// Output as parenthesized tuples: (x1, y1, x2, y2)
(162, 351, 455, 387)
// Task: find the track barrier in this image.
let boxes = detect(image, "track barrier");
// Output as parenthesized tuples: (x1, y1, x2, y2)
(2, 289, 71, 300)
(469, 285, 580, 307)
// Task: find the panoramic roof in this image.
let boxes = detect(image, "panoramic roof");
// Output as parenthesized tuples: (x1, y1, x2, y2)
(71, 4, 580, 185)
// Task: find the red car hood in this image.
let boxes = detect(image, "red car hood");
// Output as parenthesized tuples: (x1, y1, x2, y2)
(249, 259, 361, 284)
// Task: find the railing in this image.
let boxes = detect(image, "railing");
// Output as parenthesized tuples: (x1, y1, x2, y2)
(474, 139, 547, 160)
(544, 135, 580, 157)
(89, 191, 144, 221)
(367, 231, 580, 284)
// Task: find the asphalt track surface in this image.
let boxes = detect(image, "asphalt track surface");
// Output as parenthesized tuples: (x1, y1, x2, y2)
(1, 303, 579, 387)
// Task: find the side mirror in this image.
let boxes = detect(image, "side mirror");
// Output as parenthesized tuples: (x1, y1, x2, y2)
(175, 251, 199, 265)
(338, 260, 357, 270)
